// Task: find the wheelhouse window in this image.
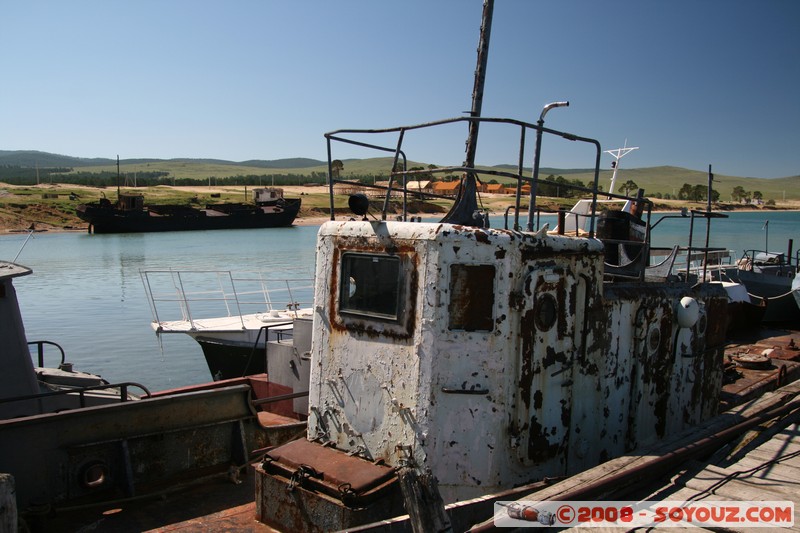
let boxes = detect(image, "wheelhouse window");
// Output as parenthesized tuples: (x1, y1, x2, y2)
(340, 253, 402, 320)
(448, 264, 495, 331)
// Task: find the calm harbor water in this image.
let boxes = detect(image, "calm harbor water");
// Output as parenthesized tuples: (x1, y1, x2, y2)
(1, 210, 797, 392)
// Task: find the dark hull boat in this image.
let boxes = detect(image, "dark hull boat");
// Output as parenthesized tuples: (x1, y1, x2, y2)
(76, 187, 301, 234)
(0, 260, 310, 529)
(708, 246, 800, 326)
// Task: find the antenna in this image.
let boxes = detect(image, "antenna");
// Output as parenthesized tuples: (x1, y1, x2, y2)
(604, 140, 639, 195)
(13, 228, 36, 262)
(116, 155, 121, 198)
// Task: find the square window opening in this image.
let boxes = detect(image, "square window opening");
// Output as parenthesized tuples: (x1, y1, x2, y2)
(448, 264, 495, 331)
(340, 253, 402, 320)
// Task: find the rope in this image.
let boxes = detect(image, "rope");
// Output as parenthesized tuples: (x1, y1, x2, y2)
(747, 288, 799, 301)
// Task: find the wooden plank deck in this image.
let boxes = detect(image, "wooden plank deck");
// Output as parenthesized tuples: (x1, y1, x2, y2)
(478, 378, 800, 532)
(632, 418, 800, 532)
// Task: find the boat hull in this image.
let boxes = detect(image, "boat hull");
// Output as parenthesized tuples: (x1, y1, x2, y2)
(0, 378, 306, 513)
(733, 269, 800, 325)
(77, 198, 301, 233)
(197, 337, 267, 379)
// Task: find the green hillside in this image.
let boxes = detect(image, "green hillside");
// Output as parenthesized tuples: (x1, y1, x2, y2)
(1, 151, 798, 201)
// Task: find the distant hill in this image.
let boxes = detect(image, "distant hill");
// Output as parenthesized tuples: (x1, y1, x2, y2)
(0, 150, 798, 201)
(0, 150, 115, 168)
(238, 158, 326, 169)
(0, 150, 326, 170)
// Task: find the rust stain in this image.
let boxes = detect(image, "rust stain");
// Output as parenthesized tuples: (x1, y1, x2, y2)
(519, 308, 535, 410)
(473, 230, 491, 245)
(526, 418, 560, 462)
(327, 238, 419, 340)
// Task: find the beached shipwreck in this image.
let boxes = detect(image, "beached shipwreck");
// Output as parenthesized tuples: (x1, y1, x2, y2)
(254, 108, 733, 530)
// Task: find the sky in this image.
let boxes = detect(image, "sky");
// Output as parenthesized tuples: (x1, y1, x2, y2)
(2, 1, 798, 179)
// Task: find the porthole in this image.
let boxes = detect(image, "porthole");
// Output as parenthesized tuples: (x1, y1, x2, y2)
(647, 326, 661, 354)
(534, 293, 557, 331)
(81, 461, 108, 489)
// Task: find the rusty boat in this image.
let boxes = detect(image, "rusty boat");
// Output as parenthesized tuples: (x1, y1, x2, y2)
(0, 260, 311, 530)
(76, 187, 301, 234)
(6, 1, 797, 529)
(248, 106, 774, 532)
(244, 1, 800, 528)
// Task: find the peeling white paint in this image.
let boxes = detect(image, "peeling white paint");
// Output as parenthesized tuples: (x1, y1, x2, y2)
(306, 220, 728, 502)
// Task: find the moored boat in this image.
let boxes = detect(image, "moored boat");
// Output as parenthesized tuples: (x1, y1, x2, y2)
(251, 111, 749, 533)
(141, 269, 314, 379)
(794, 270, 800, 310)
(708, 245, 800, 326)
(246, 1, 799, 528)
(76, 187, 301, 234)
(0, 260, 310, 528)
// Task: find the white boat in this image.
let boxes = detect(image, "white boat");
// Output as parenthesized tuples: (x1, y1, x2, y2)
(707, 246, 800, 325)
(141, 269, 313, 379)
(252, 111, 745, 532)
(248, 0, 754, 522)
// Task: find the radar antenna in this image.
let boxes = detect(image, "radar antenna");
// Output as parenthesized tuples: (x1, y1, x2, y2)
(604, 141, 638, 195)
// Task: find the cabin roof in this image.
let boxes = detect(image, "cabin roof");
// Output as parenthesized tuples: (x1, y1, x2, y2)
(318, 220, 603, 253)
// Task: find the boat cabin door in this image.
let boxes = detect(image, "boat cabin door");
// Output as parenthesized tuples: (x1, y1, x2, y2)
(513, 262, 583, 476)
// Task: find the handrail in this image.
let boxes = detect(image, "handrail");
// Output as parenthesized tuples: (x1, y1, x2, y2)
(141, 270, 314, 328)
(324, 114, 613, 234)
(242, 321, 293, 378)
(27, 340, 66, 368)
(686, 210, 729, 281)
(0, 381, 152, 406)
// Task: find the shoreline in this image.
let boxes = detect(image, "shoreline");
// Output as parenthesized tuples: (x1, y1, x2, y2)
(2, 208, 798, 236)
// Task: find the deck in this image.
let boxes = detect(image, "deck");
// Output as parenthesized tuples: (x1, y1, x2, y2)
(28, 328, 800, 533)
(42, 469, 275, 532)
(634, 414, 800, 532)
(476, 362, 800, 532)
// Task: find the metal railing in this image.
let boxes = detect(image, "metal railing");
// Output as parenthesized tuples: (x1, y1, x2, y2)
(323, 114, 618, 235)
(0, 381, 151, 406)
(28, 340, 66, 368)
(141, 269, 314, 330)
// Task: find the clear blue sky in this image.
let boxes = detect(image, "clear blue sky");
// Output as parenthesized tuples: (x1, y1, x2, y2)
(2, 1, 798, 178)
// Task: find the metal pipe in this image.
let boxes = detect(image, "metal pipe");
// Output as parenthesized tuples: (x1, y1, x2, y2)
(326, 138, 335, 220)
(251, 390, 309, 406)
(527, 101, 569, 231)
(539, 101, 570, 123)
(463, 0, 494, 169)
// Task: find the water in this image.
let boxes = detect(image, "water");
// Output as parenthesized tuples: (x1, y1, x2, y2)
(1, 211, 797, 392)
(1, 226, 319, 391)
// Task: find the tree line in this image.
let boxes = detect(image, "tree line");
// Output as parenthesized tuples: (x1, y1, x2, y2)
(0, 166, 328, 187)
(0, 165, 770, 204)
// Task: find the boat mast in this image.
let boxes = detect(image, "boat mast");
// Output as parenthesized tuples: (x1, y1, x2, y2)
(440, 0, 493, 226)
(707, 164, 713, 213)
(116, 155, 121, 199)
(464, 0, 493, 168)
(604, 141, 638, 195)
